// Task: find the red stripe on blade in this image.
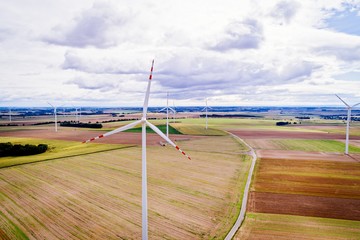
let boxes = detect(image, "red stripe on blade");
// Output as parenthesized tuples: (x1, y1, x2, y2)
(176, 146, 180, 150)
(99, 135, 104, 138)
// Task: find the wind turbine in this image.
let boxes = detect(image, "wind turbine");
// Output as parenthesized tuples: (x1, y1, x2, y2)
(172, 100, 177, 123)
(83, 60, 191, 240)
(158, 92, 176, 138)
(8, 108, 12, 122)
(72, 106, 79, 122)
(336, 94, 360, 154)
(47, 102, 58, 132)
(201, 98, 212, 130)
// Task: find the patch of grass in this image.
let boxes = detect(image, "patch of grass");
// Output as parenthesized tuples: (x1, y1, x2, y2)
(175, 118, 321, 132)
(125, 124, 182, 134)
(0, 137, 130, 168)
(237, 213, 360, 239)
(172, 123, 226, 136)
(271, 139, 360, 153)
(0, 209, 29, 240)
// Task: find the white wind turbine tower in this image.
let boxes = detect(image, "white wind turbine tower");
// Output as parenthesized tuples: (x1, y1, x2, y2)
(201, 98, 212, 130)
(75, 108, 79, 122)
(336, 94, 360, 154)
(8, 108, 12, 122)
(47, 102, 58, 132)
(172, 100, 177, 123)
(83, 60, 191, 240)
(159, 92, 176, 138)
(72, 106, 80, 122)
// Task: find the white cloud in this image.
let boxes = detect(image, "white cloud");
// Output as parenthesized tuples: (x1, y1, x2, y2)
(211, 19, 264, 50)
(0, 0, 360, 107)
(43, 2, 132, 48)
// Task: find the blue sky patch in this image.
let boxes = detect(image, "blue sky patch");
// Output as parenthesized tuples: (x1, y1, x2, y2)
(326, 9, 360, 36)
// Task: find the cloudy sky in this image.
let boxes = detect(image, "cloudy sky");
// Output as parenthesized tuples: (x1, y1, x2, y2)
(1, 0, 360, 107)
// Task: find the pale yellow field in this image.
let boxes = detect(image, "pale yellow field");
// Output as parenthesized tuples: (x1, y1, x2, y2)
(0, 135, 250, 239)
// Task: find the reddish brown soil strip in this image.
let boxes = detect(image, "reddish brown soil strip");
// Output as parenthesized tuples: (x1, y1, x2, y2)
(256, 149, 360, 162)
(230, 130, 360, 140)
(253, 158, 360, 199)
(248, 191, 360, 221)
(0, 128, 204, 146)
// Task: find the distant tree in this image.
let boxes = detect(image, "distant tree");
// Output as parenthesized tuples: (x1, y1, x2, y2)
(0, 142, 48, 157)
(276, 121, 289, 126)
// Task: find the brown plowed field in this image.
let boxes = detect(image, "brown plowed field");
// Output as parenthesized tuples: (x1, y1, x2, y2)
(230, 130, 358, 140)
(256, 149, 360, 162)
(0, 128, 204, 146)
(248, 192, 360, 220)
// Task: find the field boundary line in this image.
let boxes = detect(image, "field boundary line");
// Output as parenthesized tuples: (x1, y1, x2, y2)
(0, 145, 137, 169)
(225, 131, 257, 240)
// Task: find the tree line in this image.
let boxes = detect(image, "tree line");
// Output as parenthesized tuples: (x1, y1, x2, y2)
(0, 142, 48, 157)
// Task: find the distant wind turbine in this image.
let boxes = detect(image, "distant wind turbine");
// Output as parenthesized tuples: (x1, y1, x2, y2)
(83, 60, 191, 240)
(72, 106, 80, 122)
(158, 92, 176, 137)
(336, 94, 360, 154)
(172, 100, 177, 123)
(202, 98, 212, 130)
(47, 102, 58, 132)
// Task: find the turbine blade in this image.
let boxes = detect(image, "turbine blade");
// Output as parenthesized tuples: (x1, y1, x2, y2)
(142, 60, 155, 116)
(352, 103, 360, 108)
(335, 94, 350, 108)
(47, 102, 54, 108)
(168, 107, 176, 113)
(146, 120, 191, 160)
(83, 120, 142, 143)
(158, 107, 167, 112)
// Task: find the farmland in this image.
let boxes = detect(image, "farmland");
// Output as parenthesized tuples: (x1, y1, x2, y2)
(236, 213, 360, 239)
(0, 134, 250, 239)
(0, 137, 128, 168)
(2, 110, 360, 239)
(229, 116, 360, 239)
(246, 139, 360, 153)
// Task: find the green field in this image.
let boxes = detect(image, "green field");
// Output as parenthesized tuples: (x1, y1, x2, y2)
(0, 137, 130, 168)
(271, 139, 360, 153)
(125, 124, 182, 134)
(237, 213, 360, 239)
(172, 118, 327, 132)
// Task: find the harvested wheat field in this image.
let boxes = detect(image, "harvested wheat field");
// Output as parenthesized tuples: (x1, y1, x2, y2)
(0, 135, 250, 239)
(236, 213, 360, 240)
